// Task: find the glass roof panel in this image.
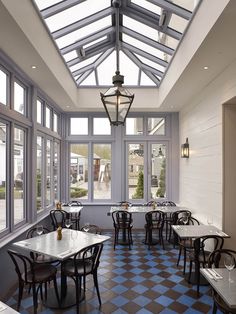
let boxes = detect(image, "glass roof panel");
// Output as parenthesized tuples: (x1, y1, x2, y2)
(171, 0, 196, 11)
(63, 51, 78, 62)
(140, 72, 156, 86)
(120, 51, 139, 85)
(70, 54, 101, 73)
(131, 0, 161, 15)
(134, 54, 165, 73)
(55, 16, 111, 49)
(80, 71, 96, 86)
(34, 0, 61, 11)
(169, 14, 188, 33)
(97, 51, 116, 85)
(45, 0, 111, 33)
(123, 16, 178, 50)
(123, 34, 167, 60)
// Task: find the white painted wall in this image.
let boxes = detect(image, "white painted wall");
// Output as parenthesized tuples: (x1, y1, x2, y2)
(179, 57, 236, 229)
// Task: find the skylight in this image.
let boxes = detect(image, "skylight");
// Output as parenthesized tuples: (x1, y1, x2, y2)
(33, 0, 200, 87)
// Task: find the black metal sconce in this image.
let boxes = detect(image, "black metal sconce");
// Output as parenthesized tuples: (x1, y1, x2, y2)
(181, 138, 189, 158)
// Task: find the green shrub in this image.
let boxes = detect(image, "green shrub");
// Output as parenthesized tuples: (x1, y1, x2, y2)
(132, 171, 144, 199)
(70, 187, 88, 198)
(0, 187, 5, 199)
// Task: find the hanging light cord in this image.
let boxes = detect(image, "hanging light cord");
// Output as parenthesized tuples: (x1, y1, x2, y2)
(115, 1, 120, 73)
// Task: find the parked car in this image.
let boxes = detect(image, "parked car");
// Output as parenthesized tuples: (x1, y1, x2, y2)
(151, 175, 158, 187)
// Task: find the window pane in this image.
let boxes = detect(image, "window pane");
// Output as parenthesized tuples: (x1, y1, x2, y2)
(93, 118, 111, 135)
(37, 100, 42, 124)
(14, 82, 25, 115)
(128, 144, 144, 199)
(53, 113, 58, 133)
(0, 69, 7, 105)
(0, 122, 7, 230)
(151, 144, 166, 199)
(70, 118, 88, 135)
(93, 144, 111, 199)
(36, 136, 43, 211)
(126, 118, 143, 135)
(148, 117, 165, 135)
(70, 144, 88, 200)
(14, 128, 25, 224)
(54, 141, 59, 201)
(46, 140, 52, 206)
(45, 106, 51, 128)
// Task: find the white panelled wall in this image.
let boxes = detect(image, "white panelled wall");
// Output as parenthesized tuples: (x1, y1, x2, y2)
(179, 56, 236, 245)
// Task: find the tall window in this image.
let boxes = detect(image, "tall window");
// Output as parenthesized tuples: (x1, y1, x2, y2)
(36, 136, 43, 211)
(37, 99, 42, 124)
(14, 81, 26, 115)
(46, 139, 52, 206)
(0, 69, 7, 105)
(14, 127, 25, 225)
(54, 141, 59, 201)
(53, 113, 58, 133)
(128, 143, 144, 199)
(45, 106, 51, 129)
(70, 118, 88, 135)
(0, 122, 7, 230)
(93, 144, 111, 199)
(70, 144, 88, 200)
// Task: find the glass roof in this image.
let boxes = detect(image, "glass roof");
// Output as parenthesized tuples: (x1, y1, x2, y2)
(33, 0, 200, 87)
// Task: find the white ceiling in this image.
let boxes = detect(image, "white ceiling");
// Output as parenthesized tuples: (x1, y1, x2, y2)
(0, 0, 235, 112)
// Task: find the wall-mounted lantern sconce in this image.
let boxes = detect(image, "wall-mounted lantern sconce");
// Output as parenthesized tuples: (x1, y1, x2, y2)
(181, 138, 189, 158)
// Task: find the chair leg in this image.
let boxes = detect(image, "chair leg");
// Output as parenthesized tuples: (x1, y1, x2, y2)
(75, 277, 80, 314)
(32, 283, 38, 314)
(177, 246, 182, 266)
(17, 281, 24, 311)
(183, 248, 187, 275)
(212, 301, 217, 314)
(188, 261, 193, 283)
(53, 276, 60, 306)
(93, 271, 102, 306)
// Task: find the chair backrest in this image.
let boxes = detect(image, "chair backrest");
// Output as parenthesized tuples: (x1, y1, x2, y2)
(81, 224, 102, 234)
(208, 249, 236, 268)
(112, 210, 132, 228)
(73, 243, 103, 275)
(145, 210, 165, 228)
(145, 201, 162, 207)
(50, 209, 68, 230)
(8, 249, 34, 283)
(177, 216, 200, 226)
(193, 235, 224, 262)
(171, 210, 192, 225)
(161, 201, 176, 206)
(118, 201, 132, 208)
(26, 226, 50, 238)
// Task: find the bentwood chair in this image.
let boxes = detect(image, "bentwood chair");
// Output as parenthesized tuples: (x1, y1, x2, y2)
(188, 235, 224, 296)
(144, 210, 165, 249)
(50, 209, 68, 230)
(81, 224, 102, 234)
(112, 210, 133, 250)
(62, 243, 103, 314)
(8, 249, 60, 314)
(144, 201, 162, 207)
(208, 249, 236, 314)
(68, 200, 82, 230)
(161, 201, 177, 240)
(170, 210, 192, 246)
(176, 216, 200, 274)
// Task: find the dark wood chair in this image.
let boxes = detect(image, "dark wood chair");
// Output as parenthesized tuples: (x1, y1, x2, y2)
(144, 210, 165, 249)
(161, 201, 177, 240)
(208, 249, 236, 314)
(188, 235, 224, 296)
(144, 201, 162, 207)
(112, 210, 133, 250)
(81, 224, 102, 234)
(67, 201, 82, 230)
(176, 216, 200, 274)
(50, 209, 68, 230)
(8, 249, 60, 314)
(61, 243, 103, 314)
(170, 210, 192, 246)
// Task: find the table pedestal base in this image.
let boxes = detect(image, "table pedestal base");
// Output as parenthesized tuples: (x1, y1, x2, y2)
(44, 285, 84, 309)
(185, 272, 209, 285)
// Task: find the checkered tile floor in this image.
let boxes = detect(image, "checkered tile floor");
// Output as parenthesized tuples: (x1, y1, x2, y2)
(5, 231, 221, 314)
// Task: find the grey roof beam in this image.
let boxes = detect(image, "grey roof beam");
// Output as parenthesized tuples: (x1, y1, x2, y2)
(121, 26, 174, 55)
(41, 0, 87, 19)
(121, 42, 168, 68)
(146, 0, 191, 20)
(76, 69, 94, 85)
(122, 48, 160, 85)
(122, 6, 181, 40)
(52, 7, 115, 40)
(61, 26, 115, 55)
(67, 41, 114, 67)
(72, 64, 94, 77)
(141, 63, 163, 78)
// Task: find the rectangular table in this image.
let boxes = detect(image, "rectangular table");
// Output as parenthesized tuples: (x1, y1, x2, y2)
(13, 229, 110, 308)
(109, 205, 189, 215)
(200, 268, 236, 309)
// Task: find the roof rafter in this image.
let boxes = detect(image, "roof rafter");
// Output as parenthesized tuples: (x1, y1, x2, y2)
(41, 0, 87, 19)
(52, 6, 115, 40)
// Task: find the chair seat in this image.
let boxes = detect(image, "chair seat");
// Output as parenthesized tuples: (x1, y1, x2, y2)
(25, 264, 57, 284)
(63, 259, 93, 277)
(34, 254, 58, 264)
(144, 222, 162, 229)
